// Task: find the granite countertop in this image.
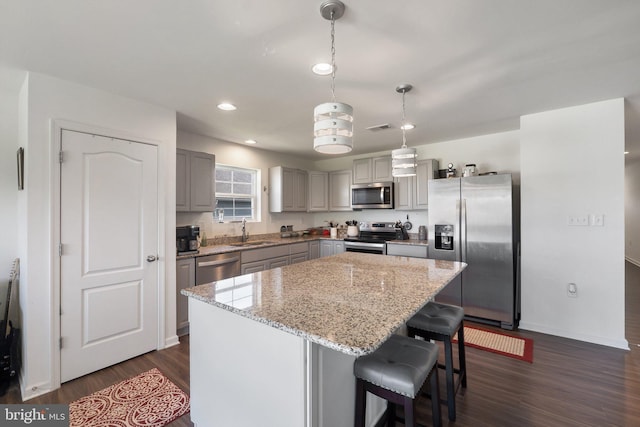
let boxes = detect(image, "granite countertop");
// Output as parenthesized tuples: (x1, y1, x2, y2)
(182, 252, 465, 356)
(176, 235, 336, 259)
(177, 235, 428, 259)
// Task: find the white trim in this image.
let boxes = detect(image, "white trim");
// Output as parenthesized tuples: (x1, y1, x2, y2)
(519, 321, 630, 350)
(50, 119, 167, 392)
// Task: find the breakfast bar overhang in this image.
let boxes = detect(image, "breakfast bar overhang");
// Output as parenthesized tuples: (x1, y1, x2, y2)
(182, 252, 467, 427)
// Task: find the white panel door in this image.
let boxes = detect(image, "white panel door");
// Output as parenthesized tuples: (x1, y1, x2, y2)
(60, 130, 159, 383)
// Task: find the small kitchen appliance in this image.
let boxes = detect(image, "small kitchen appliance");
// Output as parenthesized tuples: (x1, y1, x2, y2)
(351, 182, 394, 209)
(176, 225, 200, 254)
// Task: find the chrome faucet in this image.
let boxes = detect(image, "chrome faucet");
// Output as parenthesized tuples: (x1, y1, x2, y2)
(242, 218, 247, 242)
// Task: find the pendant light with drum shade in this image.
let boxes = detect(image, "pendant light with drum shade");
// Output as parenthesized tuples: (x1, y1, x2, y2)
(392, 84, 417, 177)
(314, 0, 353, 154)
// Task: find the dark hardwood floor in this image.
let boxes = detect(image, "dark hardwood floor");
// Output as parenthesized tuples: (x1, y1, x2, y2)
(2, 261, 639, 426)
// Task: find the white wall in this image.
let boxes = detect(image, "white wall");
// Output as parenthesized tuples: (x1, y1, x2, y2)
(625, 157, 640, 265)
(19, 72, 177, 400)
(0, 67, 24, 299)
(177, 130, 317, 239)
(520, 99, 627, 349)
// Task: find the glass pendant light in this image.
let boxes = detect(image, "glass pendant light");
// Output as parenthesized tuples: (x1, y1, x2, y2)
(392, 84, 417, 177)
(314, 0, 353, 154)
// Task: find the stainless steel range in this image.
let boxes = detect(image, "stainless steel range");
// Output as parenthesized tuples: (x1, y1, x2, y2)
(343, 222, 409, 254)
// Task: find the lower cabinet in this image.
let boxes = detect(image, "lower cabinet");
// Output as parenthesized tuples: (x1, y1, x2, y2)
(242, 255, 290, 273)
(241, 242, 312, 273)
(176, 257, 195, 336)
(386, 243, 428, 258)
(309, 241, 320, 259)
(320, 240, 345, 257)
(290, 242, 310, 264)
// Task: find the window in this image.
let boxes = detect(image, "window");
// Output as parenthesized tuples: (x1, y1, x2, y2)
(215, 165, 258, 221)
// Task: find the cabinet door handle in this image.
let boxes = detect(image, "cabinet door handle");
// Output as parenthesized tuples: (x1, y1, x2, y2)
(197, 257, 241, 268)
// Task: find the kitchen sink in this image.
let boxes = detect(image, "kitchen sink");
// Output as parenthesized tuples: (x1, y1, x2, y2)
(229, 240, 277, 247)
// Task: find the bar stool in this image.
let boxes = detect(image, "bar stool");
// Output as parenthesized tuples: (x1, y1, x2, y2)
(354, 334, 441, 427)
(407, 302, 467, 422)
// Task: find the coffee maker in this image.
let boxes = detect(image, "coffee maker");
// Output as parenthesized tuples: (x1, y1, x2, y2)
(176, 225, 200, 254)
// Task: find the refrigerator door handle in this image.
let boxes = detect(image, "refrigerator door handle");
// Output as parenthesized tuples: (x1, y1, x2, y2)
(456, 199, 462, 262)
(461, 198, 467, 262)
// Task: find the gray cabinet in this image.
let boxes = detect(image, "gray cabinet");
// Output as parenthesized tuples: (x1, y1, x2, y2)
(241, 242, 313, 273)
(394, 159, 438, 210)
(241, 245, 291, 274)
(308, 171, 329, 212)
(353, 156, 393, 184)
(176, 257, 195, 336)
(329, 170, 352, 211)
(320, 240, 345, 257)
(290, 242, 310, 264)
(270, 166, 308, 212)
(386, 243, 428, 258)
(309, 240, 320, 259)
(176, 149, 216, 212)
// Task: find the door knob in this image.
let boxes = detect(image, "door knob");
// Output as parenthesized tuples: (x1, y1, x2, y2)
(146, 255, 158, 262)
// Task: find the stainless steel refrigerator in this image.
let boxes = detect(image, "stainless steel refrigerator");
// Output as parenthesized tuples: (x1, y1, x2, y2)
(428, 173, 518, 329)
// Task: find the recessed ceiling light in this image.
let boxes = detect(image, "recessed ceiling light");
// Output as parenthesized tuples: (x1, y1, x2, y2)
(401, 123, 416, 130)
(245, 139, 257, 145)
(217, 103, 237, 111)
(312, 63, 333, 75)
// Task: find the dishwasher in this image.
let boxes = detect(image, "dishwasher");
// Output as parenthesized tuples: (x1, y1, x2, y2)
(195, 252, 241, 285)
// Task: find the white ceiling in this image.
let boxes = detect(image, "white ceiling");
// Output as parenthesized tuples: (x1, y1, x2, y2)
(2, 0, 640, 159)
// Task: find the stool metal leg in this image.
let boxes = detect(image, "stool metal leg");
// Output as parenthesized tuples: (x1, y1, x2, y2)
(430, 367, 442, 427)
(443, 337, 456, 421)
(458, 321, 467, 389)
(403, 396, 415, 427)
(355, 378, 366, 427)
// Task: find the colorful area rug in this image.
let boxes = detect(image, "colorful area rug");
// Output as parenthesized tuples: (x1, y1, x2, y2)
(455, 325, 534, 363)
(69, 368, 190, 427)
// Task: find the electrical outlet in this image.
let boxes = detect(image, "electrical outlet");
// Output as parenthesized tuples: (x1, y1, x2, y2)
(591, 214, 604, 226)
(567, 282, 578, 298)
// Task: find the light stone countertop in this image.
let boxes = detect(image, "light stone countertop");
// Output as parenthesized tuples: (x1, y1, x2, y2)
(177, 235, 428, 259)
(182, 252, 465, 356)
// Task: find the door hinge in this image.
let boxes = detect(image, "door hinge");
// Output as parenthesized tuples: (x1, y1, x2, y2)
(59, 337, 63, 349)
(58, 243, 63, 257)
(59, 151, 63, 164)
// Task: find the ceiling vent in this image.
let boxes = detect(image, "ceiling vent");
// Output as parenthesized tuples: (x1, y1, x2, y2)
(366, 123, 392, 132)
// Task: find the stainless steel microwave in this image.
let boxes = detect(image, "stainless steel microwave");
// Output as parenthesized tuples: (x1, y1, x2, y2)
(351, 182, 394, 209)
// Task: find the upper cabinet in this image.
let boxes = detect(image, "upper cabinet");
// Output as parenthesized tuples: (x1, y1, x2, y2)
(177, 149, 216, 212)
(329, 169, 352, 211)
(352, 156, 393, 184)
(269, 166, 308, 212)
(308, 171, 329, 212)
(394, 159, 438, 210)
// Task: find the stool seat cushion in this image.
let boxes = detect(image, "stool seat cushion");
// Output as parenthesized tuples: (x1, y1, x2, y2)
(407, 302, 464, 336)
(354, 335, 438, 398)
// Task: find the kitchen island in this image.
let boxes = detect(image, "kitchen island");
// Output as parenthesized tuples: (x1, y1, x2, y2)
(182, 252, 466, 427)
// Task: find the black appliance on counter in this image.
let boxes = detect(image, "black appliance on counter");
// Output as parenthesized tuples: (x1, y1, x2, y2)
(177, 225, 200, 255)
(343, 222, 408, 254)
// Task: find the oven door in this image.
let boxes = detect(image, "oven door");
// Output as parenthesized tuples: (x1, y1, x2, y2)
(344, 241, 386, 255)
